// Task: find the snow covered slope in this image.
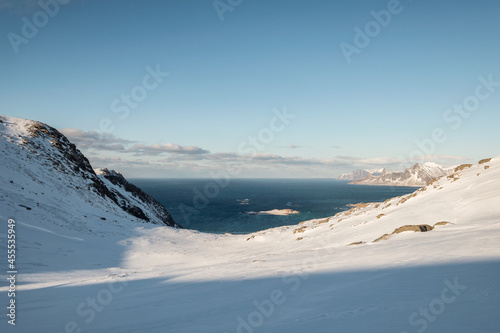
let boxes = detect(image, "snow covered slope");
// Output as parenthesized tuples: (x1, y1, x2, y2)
(0, 114, 499, 332)
(260, 158, 498, 247)
(0, 115, 180, 228)
(351, 162, 452, 186)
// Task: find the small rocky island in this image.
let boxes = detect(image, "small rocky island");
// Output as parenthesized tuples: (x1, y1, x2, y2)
(242, 209, 300, 216)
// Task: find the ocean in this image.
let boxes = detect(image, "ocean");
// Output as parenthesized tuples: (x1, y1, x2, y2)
(130, 178, 418, 234)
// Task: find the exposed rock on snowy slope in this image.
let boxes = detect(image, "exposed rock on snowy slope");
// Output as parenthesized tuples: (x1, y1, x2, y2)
(95, 168, 178, 227)
(350, 162, 452, 186)
(251, 156, 499, 247)
(0, 115, 180, 228)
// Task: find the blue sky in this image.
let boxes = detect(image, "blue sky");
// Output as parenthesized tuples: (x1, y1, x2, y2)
(1, 0, 499, 177)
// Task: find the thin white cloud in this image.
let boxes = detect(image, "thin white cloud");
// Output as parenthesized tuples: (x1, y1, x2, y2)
(60, 128, 133, 151)
(410, 154, 468, 161)
(128, 143, 210, 156)
(279, 144, 303, 149)
(203, 152, 345, 167)
(62, 128, 465, 177)
(60, 128, 209, 156)
(87, 151, 456, 178)
(335, 155, 402, 166)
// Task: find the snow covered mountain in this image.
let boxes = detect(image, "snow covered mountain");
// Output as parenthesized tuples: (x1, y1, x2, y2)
(1, 114, 499, 332)
(0, 115, 180, 229)
(338, 169, 371, 181)
(338, 168, 387, 180)
(351, 162, 452, 186)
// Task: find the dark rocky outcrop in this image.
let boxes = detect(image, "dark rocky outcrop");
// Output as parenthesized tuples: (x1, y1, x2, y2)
(96, 168, 181, 228)
(373, 222, 451, 243)
(25, 121, 180, 228)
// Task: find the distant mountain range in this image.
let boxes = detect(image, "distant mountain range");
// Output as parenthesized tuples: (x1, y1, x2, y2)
(340, 163, 455, 186)
(338, 168, 385, 181)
